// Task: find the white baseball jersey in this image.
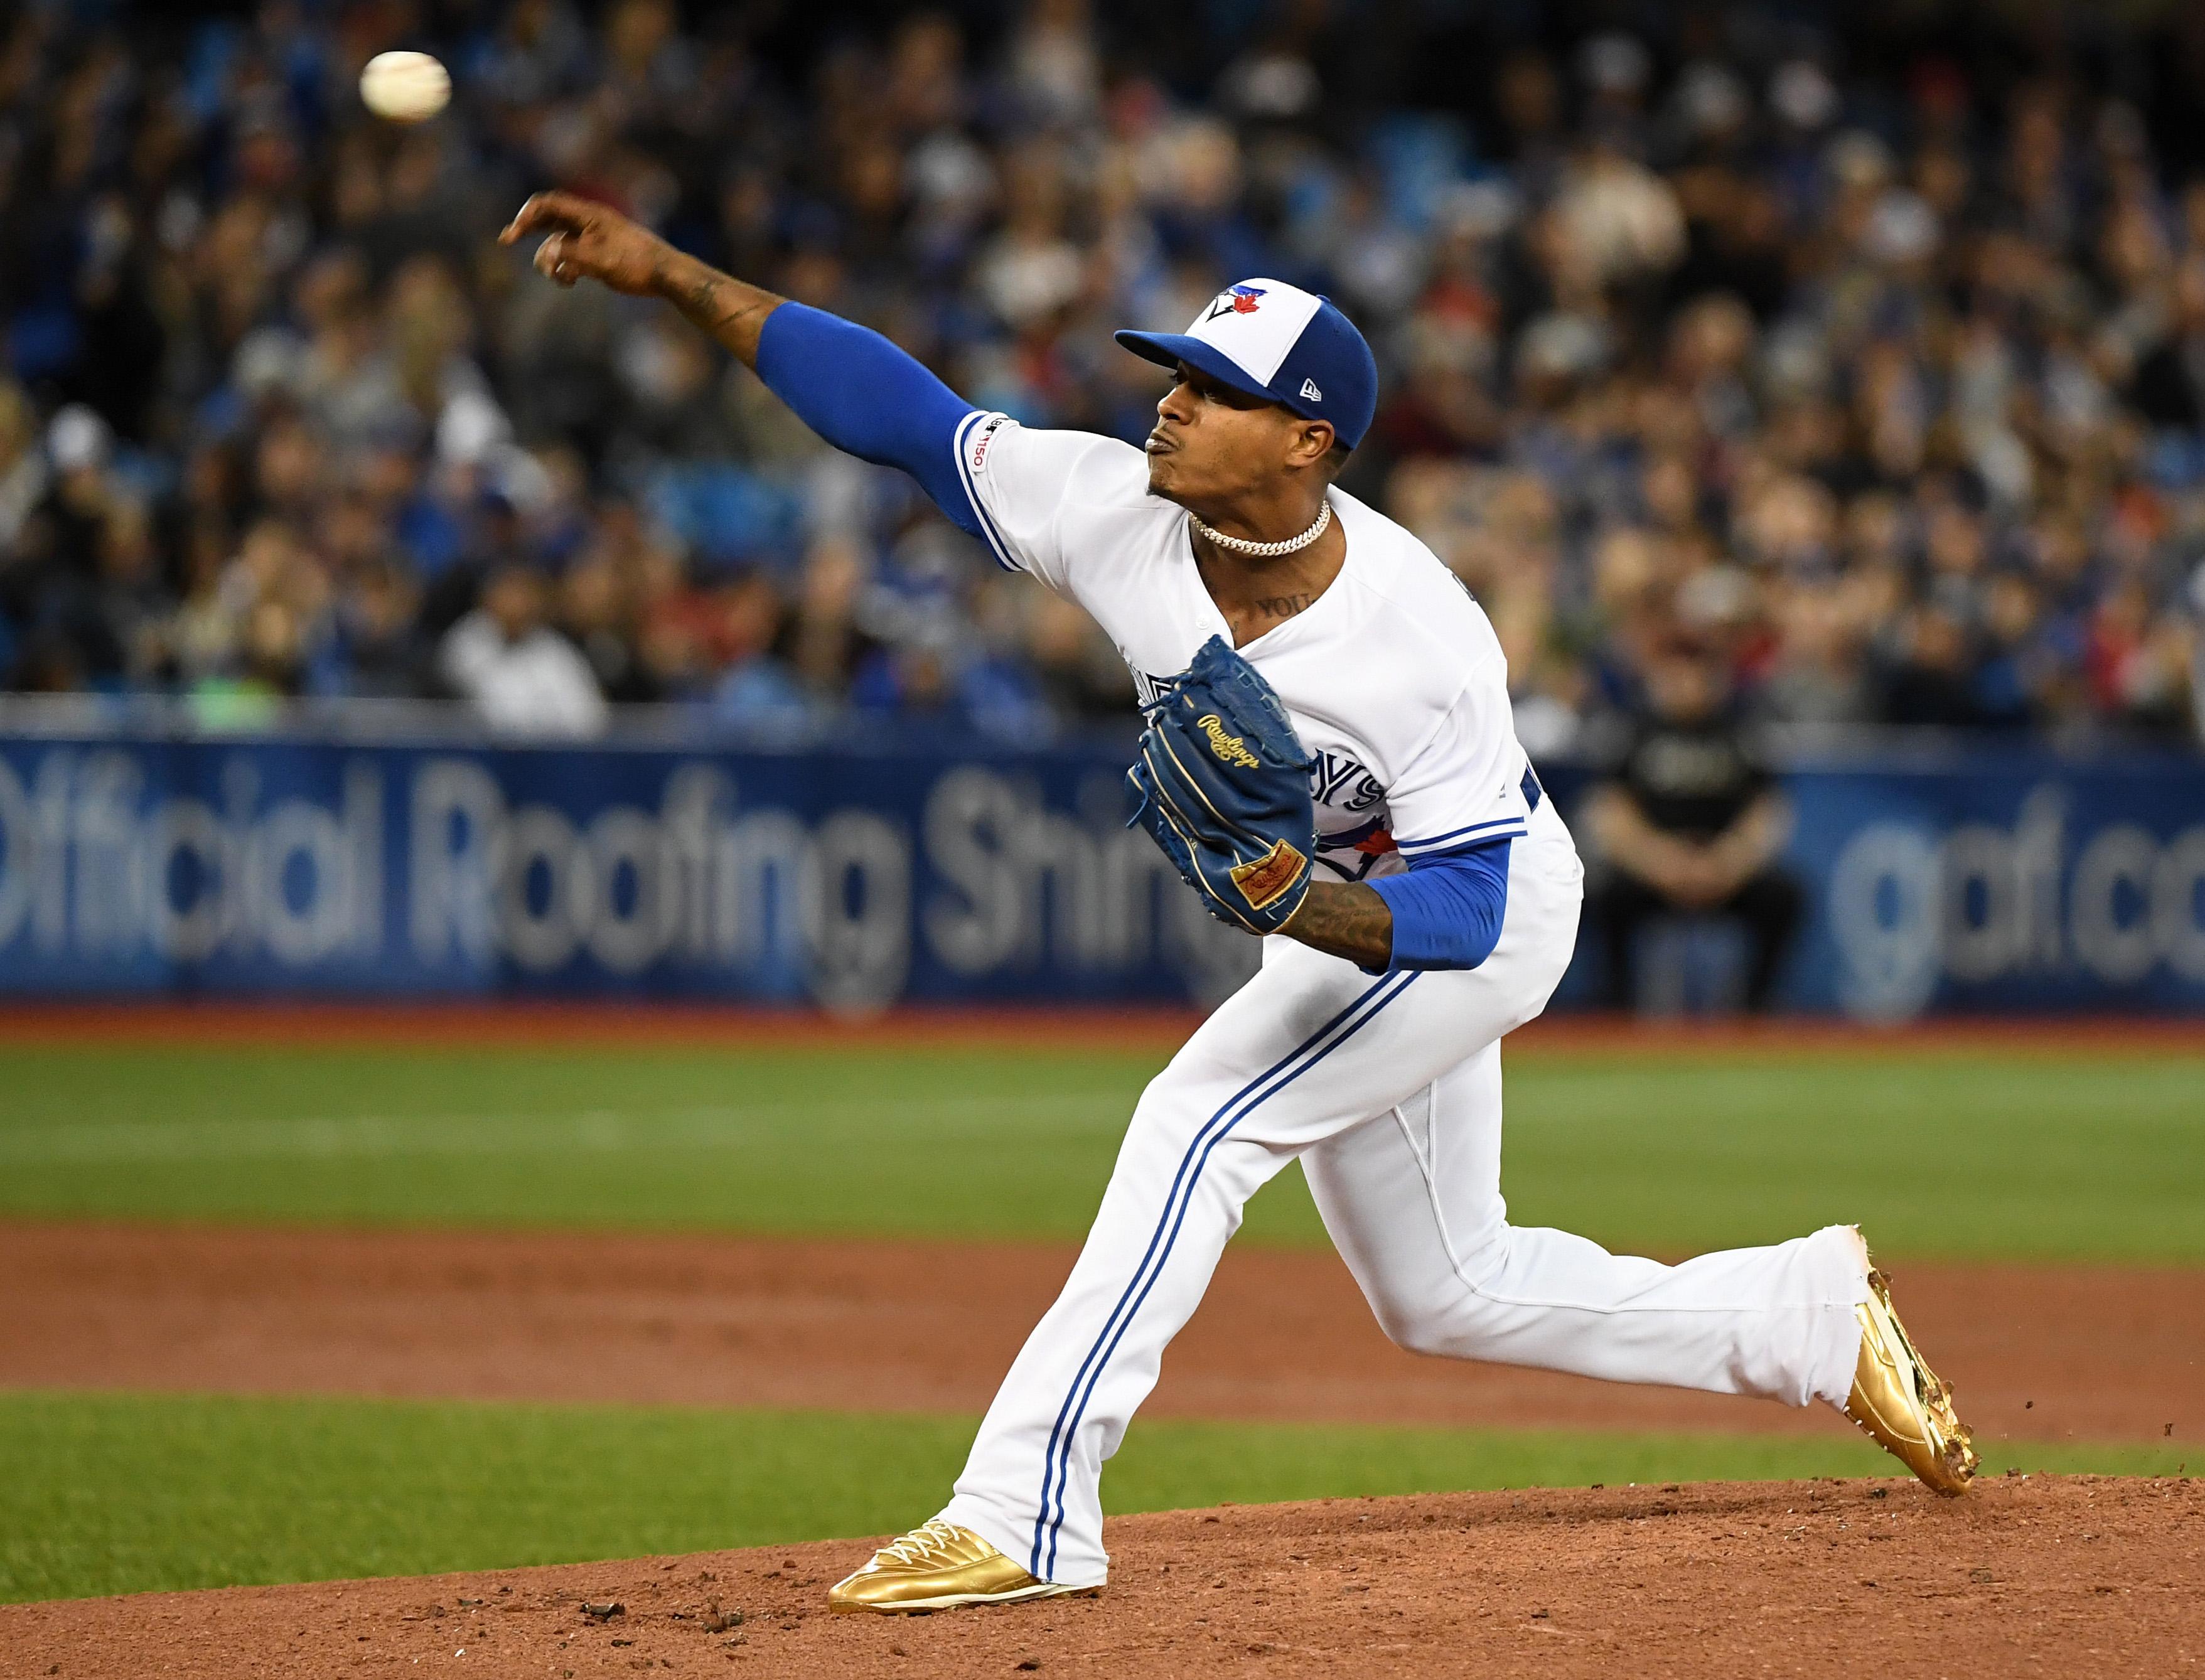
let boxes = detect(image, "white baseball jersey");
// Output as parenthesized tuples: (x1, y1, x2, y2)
(931, 407, 1868, 1593)
(952, 410, 1541, 882)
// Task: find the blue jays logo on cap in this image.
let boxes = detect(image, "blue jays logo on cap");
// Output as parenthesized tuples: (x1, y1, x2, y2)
(1116, 277, 1379, 449)
(1205, 284, 1268, 321)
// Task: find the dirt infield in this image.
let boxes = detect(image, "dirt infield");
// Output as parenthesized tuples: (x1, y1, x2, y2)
(3, 998, 2202, 1056)
(4, 1222, 2197, 1444)
(7, 1223, 2197, 1673)
(6, 1475, 2198, 1678)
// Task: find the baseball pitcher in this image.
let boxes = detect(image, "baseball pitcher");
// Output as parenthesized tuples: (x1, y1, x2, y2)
(502, 194, 1978, 1614)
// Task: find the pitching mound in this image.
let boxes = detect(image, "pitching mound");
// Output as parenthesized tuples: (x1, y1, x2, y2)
(8, 1475, 2197, 1678)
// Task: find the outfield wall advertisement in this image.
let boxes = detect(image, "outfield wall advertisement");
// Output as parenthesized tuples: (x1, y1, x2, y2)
(0, 732, 1260, 1012)
(0, 728, 2199, 1017)
(1783, 749, 2205, 1019)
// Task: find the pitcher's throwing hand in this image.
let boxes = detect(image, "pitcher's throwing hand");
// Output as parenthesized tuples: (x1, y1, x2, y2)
(499, 192, 668, 294)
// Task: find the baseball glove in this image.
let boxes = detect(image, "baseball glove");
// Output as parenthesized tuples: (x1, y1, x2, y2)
(1126, 635, 1317, 934)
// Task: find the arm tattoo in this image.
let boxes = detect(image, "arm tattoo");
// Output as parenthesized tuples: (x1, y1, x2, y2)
(1281, 880, 1393, 968)
(1253, 591, 1316, 619)
(660, 260, 783, 370)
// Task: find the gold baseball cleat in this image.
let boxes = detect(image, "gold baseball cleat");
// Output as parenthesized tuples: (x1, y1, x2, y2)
(827, 1521, 1090, 1614)
(1844, 1267, 1978, 1495)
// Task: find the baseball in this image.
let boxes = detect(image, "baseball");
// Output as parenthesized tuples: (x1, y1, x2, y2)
(359, 51, 449, 122)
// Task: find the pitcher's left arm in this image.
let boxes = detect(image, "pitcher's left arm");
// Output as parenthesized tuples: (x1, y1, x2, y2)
(1283, 842, 1510, 971)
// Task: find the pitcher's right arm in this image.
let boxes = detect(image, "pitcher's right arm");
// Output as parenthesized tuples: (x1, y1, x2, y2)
(502, 191, 983, 537)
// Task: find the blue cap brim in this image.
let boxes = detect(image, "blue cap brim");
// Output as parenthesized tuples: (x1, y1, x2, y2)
(1113, 330, 1317, 419)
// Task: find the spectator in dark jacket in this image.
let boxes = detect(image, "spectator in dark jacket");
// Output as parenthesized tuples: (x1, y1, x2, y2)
(1586, 640, 1805, 1011)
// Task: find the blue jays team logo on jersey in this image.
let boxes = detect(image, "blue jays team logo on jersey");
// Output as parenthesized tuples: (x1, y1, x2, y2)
(1203, 283, 1267, 322)
(1309, 750, 1385, 813)
(1309, 752, 1392, 880)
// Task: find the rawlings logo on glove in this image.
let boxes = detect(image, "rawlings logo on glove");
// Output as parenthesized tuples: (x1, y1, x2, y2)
(1195, 714, 1261, 768)
(1126, 637, 1317, 935)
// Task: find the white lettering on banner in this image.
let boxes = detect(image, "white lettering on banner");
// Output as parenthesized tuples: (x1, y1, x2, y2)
(2069, 825, 2160, 984)
(2157, 832, 2205, 981)
(658, 764, 720, 963)
(808, 811, 911, 1014)
(404, 762, 881, 989)
(31, 750, 70, 951)
(1939, 788, 2066, 982)
(410, 757, 503, 963)
(585, 806, 667, 975)
(919, 765, 1253, 1004)
(0, 749, 385, 968)
(924, 768, 1032, 973)
(345, 763, 384, 958)
(709, 810, 809, 965)
(405, 759, 1228, 1007)
(402, 759, 1225, 1008)
(0, 754, 30, 946)
(1827, 781, 2205, 1019)
(1827, 824, 1942, 1020)
(142, 798, 227, 961)
(217, 759, 260, 955)
(496, 804, 586, 971)
(0, 747, 1242, 1006)
(256, 791, 361, 965)
(9, 747, 2202, 1015)
(74, 751, 146, 955)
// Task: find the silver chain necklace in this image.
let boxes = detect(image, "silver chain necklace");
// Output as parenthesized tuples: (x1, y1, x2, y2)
(1187, 498, 1331, 557)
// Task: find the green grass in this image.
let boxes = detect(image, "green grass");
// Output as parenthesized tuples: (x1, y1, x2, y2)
(3, 1389, 2183, 1605)
(2, 1043, 2197, 1262)
(4, 1043, 2191, 1608)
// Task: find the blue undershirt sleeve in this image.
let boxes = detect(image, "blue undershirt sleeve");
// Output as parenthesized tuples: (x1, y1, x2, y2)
(753, 302, 982, 538)
(1365, 837, 1512, 972)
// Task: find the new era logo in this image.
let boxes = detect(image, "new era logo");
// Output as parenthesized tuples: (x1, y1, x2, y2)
(1300, 378, 1322, 401)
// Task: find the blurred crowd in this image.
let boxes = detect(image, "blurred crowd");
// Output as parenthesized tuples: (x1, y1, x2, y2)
(4, 0, 2205, 747)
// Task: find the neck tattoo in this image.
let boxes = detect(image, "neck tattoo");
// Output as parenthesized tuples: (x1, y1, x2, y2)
(1188, 498, 1331, 558)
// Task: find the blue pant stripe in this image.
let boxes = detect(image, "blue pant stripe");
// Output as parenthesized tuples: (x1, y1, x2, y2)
(1030, 970, 1420, 1578)
(1025, 974, 1396, 1576)
(1038, 970, 1419, 1578)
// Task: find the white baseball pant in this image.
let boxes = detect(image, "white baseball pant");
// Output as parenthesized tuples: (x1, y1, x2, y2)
(939, 797, 1870, 1588)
